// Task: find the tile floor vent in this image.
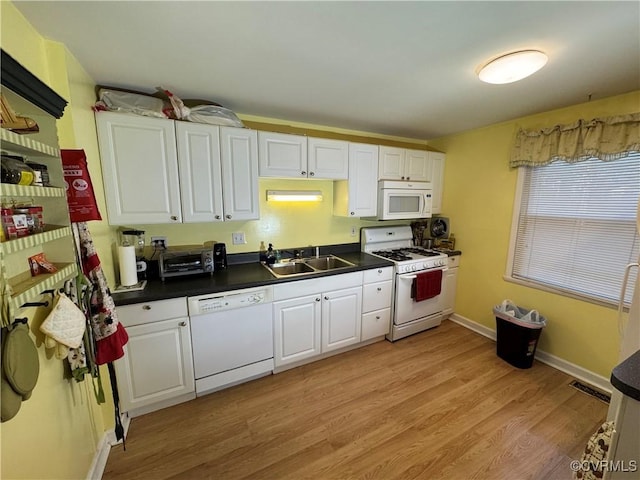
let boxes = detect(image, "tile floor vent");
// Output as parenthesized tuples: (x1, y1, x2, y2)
(569, 380, 611, 404)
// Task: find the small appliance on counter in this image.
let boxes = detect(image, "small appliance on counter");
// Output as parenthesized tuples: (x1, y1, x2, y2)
(158, 247, 214, 281)
(213, 242, 227, 270)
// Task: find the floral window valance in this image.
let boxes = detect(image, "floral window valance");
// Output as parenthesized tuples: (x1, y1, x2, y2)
(510, 112, 640, 168)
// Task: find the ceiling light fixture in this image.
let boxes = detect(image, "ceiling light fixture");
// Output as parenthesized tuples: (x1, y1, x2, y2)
(266, 190, 323, 202)
(477, 49, 548, 84)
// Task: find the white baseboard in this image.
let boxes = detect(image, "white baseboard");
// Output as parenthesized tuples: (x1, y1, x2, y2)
(448, 313, 612, 394)
(86, 412, 131, 480)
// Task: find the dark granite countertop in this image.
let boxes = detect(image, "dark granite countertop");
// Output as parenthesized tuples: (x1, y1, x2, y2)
(112, 248, 394, 306)
(611, 349, 640, 402)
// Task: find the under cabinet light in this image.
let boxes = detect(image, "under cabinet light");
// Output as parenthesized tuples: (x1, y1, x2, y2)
(266, 190, 323, 202)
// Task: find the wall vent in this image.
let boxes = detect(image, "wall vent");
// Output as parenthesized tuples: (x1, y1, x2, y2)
(569, 380, 611, 404)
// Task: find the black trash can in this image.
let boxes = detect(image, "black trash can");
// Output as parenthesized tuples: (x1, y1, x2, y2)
(493, 302, 546, 369)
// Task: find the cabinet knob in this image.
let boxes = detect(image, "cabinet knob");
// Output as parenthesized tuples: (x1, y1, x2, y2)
(401, 176, 405, 180)
(350, 212, 355, 216)
(324, 296, 329, 300)
(142, 305, 151, 310)
(179, 321, 187, 327)
(226, 214, 232, 219)
(378, 269, 382, 273)
(215, 215, 221, 219)
(315, 297, 321, 302)
(406, 176, 410, 180)
(170, 215, 178, 221)
(376, 316, 381, 320)
(301, 171, 306, 176)
(377, 287, 382, 291)
(309, 171, 315, 176)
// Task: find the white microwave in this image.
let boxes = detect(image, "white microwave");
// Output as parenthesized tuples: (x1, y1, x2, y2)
(375, 180, 433, 220)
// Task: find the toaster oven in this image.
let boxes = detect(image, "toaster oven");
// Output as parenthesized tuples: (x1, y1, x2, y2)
(159, 248, 214, 280)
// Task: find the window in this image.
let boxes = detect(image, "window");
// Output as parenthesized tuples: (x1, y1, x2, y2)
(508, 153, 640, 306)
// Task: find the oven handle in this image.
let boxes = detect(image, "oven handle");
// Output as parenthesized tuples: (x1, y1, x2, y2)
(399, 267, 448, 280)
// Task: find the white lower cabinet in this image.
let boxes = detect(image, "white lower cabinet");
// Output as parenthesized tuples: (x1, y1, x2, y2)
(361, 267, 393, 341)
(321, 286, 362, 352)
(114, 298, 195, 416)
(273, 294, 322, 366)
(273, 272, 363, 367)
(442, 255, 459, 317)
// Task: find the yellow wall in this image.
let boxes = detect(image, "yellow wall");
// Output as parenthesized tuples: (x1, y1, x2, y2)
(1, 2, 109, 479)
(2, 0, 637, 476)
(429, 90, 640, 378)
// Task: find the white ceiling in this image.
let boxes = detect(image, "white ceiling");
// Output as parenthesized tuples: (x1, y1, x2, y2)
(13, 1, 640, 140)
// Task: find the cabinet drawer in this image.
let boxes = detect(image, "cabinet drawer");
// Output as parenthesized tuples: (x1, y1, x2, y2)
(362, 281, 392, 312)
(363, 267, 393, 283)
(117, 298, 188, 327)
(362, 308, 391, 341)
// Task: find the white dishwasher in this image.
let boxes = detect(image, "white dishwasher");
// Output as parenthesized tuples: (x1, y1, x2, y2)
(188, 285, 274, 396)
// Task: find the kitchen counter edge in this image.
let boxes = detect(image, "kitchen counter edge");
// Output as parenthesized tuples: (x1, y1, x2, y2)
(112, 252, 394, 306)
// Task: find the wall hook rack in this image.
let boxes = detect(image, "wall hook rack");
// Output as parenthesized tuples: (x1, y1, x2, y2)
(21, 300, 49, 308)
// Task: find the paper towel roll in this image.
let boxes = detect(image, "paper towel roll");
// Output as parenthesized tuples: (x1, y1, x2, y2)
(118, 245, 138, 287)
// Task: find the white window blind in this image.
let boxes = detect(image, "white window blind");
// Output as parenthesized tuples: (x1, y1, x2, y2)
(512, 153, 640, 305)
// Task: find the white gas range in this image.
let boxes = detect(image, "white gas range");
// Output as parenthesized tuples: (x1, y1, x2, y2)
(362, 225, 449, 341)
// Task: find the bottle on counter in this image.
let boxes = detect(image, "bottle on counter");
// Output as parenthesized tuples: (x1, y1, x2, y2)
(266, 243, 276, 265)
(259, 241, 267, 263)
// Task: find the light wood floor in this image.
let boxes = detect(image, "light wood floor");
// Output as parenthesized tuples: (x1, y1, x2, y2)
(103, 320, 608, 480)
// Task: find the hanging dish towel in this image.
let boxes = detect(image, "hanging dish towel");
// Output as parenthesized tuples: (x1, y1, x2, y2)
(411, 270, 443, 302)
(76, 222, 128, 364)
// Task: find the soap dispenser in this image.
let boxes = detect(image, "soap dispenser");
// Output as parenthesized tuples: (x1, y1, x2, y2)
(266, 243, 276, 265)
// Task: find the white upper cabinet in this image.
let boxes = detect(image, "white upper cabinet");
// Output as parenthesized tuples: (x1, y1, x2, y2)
(307, 137, 349, 179)
(175, 122, 223, 222)
(259, 131, 349, 179)
(405, 149, 431, 182)
(378, 146, 430, 182)
(429, 151, 446, 214)
(333, 143, 379, 217)
(220, 127, 260, 221)
(96, 113, 259, 224)
(96, 112, 182, 224)
(258, 131, 308, 178)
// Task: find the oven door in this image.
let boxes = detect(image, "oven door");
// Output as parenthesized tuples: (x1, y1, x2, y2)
(394, 267, 446, 325)
(380, 189, 432, 220)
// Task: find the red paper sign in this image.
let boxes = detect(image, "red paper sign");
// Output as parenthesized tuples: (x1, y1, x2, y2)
(61, 149, 102, 222)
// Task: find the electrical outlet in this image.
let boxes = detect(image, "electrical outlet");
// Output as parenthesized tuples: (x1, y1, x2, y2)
(350, 226, 357, 237)
(232, 232, 246, 245)
(151, 236, 167, 249)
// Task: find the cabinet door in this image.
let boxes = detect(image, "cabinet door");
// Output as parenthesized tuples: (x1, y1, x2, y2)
(429, 151, 446, 214)
(405, 149, 431, 182)
(220, 127, 260, 221)
(307, 137, 348, 179)
(175, 122, 224, 222)
(273, 294, 322, 367)
(96, 112, 182, 224)
(322, 286, 362, 353)
(114, 317, 194, 413)
(442, 267, 458, 316)
(378, 146, 405, 180)
(258, 131, 308, 178)
(347, 143, 379, 217)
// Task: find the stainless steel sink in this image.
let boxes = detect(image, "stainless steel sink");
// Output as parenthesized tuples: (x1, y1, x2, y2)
(266, 262, 316, 277)
(262, 255, 355, 278)
(303, 255, 355, 271)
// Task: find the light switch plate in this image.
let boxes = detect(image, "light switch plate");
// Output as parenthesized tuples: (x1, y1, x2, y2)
(232, 232, 246, 245)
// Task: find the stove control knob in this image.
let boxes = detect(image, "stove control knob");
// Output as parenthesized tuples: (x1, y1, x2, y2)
(411, 264, 417, 272)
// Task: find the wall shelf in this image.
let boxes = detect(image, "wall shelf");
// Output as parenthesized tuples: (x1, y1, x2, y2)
(0, 225, 72, 254)
(0, 127, 60, 158)
(8, 262, 77, 310)
(0, 183, 66, 198)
